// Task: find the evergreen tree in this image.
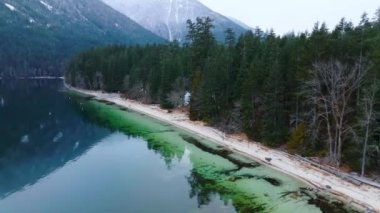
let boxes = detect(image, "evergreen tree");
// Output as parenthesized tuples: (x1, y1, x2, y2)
(186, 17, 216, 120)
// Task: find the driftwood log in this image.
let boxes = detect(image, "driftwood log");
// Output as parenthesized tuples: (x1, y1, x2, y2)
(294, 154, 380, 189)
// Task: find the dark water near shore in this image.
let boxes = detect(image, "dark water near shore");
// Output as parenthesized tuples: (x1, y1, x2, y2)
(0, 80, 360, 212)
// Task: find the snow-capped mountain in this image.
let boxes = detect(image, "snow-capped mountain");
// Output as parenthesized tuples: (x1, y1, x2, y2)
(0, 0, 164, 77)
(229, 16, 252, 30)
(101, 0, 247, 42)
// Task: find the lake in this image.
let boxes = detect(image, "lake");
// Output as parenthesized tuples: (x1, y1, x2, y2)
(0, 80, 360, 212)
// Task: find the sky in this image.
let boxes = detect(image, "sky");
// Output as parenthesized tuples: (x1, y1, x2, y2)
(198, 0, 380, 35)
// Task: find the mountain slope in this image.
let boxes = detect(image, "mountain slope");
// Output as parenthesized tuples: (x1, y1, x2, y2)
(101, 0, 247, 42)
(229, 16, 252, 30)
(0, 0, 165, 77)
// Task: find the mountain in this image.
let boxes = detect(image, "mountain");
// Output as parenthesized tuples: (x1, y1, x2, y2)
(0, 0, 165, 77)
(101, 0, 247, 42)
(229, 16, 252, 30)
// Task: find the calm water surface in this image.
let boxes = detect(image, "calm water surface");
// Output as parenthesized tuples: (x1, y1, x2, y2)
(0, 80, 360, 213)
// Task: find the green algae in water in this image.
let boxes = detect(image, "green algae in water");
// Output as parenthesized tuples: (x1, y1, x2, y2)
(67, 92, 362, 213)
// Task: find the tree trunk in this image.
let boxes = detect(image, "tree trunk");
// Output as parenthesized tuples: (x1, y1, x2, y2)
(324, 100, 334, 161)
(361, 121, 370, 177)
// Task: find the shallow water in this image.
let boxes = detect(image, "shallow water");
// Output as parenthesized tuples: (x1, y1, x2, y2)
(0, 80, 360, 212)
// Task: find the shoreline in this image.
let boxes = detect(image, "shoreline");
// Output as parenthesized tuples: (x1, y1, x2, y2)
(66, 84, 380, 212)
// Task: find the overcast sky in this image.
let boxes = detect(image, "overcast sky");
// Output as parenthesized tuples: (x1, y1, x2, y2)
(198, 0, 380, 35)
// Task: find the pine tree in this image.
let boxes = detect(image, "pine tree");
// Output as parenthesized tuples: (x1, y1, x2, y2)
(186, 17, 216, 120)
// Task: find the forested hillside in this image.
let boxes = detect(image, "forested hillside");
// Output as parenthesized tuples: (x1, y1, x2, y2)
(0, 0, 164, 78)
(66, 12, 380, 176)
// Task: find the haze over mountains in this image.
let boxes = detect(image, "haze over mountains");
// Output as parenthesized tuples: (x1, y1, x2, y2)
(102, 0, 247, 41)
(0, 0, 248, 77)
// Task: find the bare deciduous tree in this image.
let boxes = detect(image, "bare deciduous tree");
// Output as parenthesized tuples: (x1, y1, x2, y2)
(359, 80, 379, 177)
(305, 60, 368, 167)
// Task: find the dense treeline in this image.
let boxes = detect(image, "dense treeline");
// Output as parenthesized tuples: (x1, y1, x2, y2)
(0, 0, 164, 78)
(66, 12, 380, 176)
(0, 23, 163, 78)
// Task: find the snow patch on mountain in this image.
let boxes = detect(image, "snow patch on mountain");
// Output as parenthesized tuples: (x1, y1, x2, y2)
(4, 3, 16, 11)
(167, 0, 174, 41)
(39, 1, 53, 11)
(101, 0, 246, 42)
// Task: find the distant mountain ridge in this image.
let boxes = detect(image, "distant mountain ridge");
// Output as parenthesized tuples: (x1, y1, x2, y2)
(228, 16, 252, 30)
(0, 0, 165, 77)
(101, 0, 247, 42)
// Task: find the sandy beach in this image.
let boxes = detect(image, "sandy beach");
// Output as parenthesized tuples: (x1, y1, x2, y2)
(67, 85, 380, 212)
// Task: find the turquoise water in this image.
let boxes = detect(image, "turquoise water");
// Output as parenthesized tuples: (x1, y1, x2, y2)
(0, 80, 360, 212)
